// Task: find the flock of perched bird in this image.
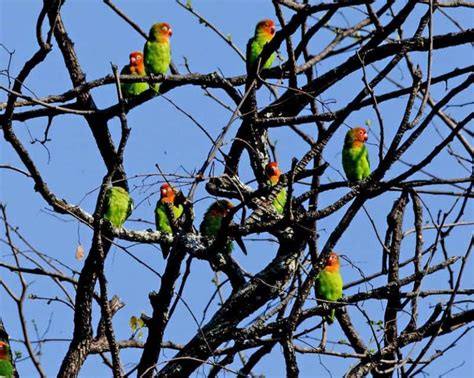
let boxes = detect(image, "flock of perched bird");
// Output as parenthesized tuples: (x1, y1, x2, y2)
(0, 20, 374, 377)
(106, 19, 372, 327)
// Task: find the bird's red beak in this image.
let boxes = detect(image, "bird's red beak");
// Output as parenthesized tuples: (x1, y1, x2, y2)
(364, 133, 368, 142)
(169, 28, 173, 37)
(130, 57, 136, 64)
(270, 26, 276, 35)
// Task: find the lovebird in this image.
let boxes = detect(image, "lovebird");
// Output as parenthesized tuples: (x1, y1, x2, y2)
(265, 161, 287, 214)
(103, 186, 133, 228)
(0, 319, 15, 378)
(144, 22, 172, 92)
(246, 19, 276, 73)
(120, 51, 148, 97)
(0, 341, 13, 378)
(315, 252, 343, 324)
(200, 200, 242, 255)
(155, 183, 184, 259)
(342, 127, 371, 183)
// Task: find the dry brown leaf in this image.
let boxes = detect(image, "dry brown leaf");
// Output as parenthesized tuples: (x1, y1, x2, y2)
(75, 244, 84, 260)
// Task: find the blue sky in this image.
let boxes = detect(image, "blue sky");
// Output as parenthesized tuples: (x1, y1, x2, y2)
(1, 1, 473, 376)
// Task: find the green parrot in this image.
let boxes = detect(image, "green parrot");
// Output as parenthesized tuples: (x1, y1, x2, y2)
(120, 51, 148, 97)
(143, 22, 172, 92)
(200, 200, 237, 255)
(246, 19, 276, 73)
(342, 127, 371, 183)
(315, 252, 343, 324)
(0, 341, 13, 378)
(265, 161, 287, 214)
(103, 186, 133, 228)
(155, 183, 184, 259)
(0, 320, 15, 378)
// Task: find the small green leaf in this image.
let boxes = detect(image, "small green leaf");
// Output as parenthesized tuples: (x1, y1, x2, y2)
(130, 316, 139, 331)
(130, 316, 144, 330)
(351, 31, 362, 41)
(186, 0, 192, 9)
(130, 315, 145, 338)
(369, 319, 383, 326)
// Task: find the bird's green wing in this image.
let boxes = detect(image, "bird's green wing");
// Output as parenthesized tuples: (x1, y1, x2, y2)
(361, 145, 371, 178)
(144, 40, 171, 92)
(200, 213, 222, 237)
(246, 37, 259, 72)
(273, 187, 287, 215)
(173, 204, 184, 221)
(155, 202, 173, 234)
(342, 145, 356, 181)
(104, 187, 131, 228)
(246, 37, 275, 72)
(200, 204, 234, 254)
(342, 144, 370, 182)
(316, 270, 343, 323)
(144, 41, 172, 74)
(155, 201, 178, 259)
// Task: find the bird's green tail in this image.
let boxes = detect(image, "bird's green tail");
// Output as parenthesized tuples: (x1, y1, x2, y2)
(327, 308, 335, 324)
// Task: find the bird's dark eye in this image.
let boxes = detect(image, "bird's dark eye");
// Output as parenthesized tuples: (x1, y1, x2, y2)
(136, 55, 142, 60)
(162, 26, 168, 31)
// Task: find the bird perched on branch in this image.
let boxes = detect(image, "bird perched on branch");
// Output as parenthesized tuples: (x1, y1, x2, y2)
(103, 186, 133, 228)
(120, 51, 148, 97)
(0, 342, 13, 378)
(264, 161, 287, 214)
(342, 127, 371, 183)
(0, 319, 16, 378)
(155, 183, 184, 259)
(246, 19, 276, 73)
(144, 22, 172, 92)
(315, 252, 343, 324)
(200, 200, 247, 255)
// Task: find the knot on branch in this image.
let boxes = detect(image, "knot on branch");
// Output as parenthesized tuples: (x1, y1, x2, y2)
(206, 174, 253, 200)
